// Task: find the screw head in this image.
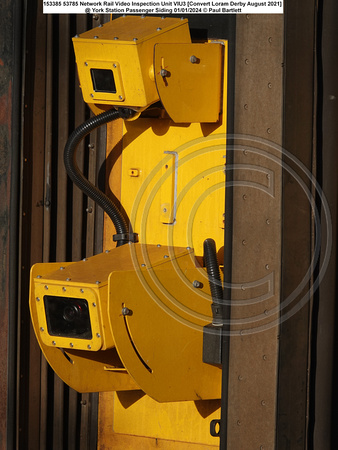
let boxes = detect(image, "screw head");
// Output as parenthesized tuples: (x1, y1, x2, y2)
(193, 280, 203, 289)
(122, 307, 133, 316)
(190, 55, 198, 63)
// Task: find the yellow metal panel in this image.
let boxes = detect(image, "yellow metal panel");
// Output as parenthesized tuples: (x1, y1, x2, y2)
(108, 249, 221, 403)
(154, 42, 223, 123)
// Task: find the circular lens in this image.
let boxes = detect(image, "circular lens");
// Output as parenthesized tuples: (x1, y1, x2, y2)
(63, 304, 81, 323)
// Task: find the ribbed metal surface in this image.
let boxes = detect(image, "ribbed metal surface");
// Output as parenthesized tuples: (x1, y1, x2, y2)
(17, 9, 109, 450)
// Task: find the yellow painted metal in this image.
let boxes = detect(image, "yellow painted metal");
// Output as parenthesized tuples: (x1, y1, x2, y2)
(29, 243, 221, 401)
(154, 42, 223, 123)
(29, 262, 139, 393)
(108, 246, 221, 402)
(118, 41, 227, 258)
(73, 16, 191, 114)
(112, 392, 221, 446)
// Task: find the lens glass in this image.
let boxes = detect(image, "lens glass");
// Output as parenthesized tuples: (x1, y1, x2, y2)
(44, 296, 92, 339)
(91, 68, 116, 93)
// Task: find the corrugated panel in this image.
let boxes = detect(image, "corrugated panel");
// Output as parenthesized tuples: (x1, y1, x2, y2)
(18, 10, 109, 450)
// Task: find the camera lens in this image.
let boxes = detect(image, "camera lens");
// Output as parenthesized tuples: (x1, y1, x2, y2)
(63, 304, 81, 322)
(44, 296, 92, 340)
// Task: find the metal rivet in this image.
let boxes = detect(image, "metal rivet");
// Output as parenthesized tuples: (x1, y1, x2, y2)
(37, 275, 42, 279)
(133, 37, 138, 41)
(264, 309, 269, 315)
(44, 285, 48, 290)
(163, 207, 167, 213)
(193, 280, 203, 289)
(86, 207, 93, 213)
(268, 36, 272, 43)
(244, 104, 248, 110)
(84, 62, 88, 66)
(119, 95, 123, 100)
(113, 63, 117, 68)
(90, 93, 94, 98)
(266, 173, 270, 179)
(80, 289, 84, 293)
(267, 128, 271, 134)
(156, 27, 162, 31)
(141, 263, 146, 267)
(241, 285, 245, 291)
(62, 287, 66, 292)
(263, 354, 267, 360)
(266, 219, 270, 225)
(265, 264, 269, 270)
(122, 307, 133, 316)
(40, 327, 44, 332)
(98, 24, 102, 27)
(95, 281, 101, 285)
(261, 400, 266, 406)
(92, 303, 96, 307)
(36, 297, 40, 302)
(240, 330, 245, 336)
(190, 55, 198, 64)
(74, 34, 79, 38)
(245, 59, 249, 65)
(88, 345, 92, 349)
(242, 240, 247, 245)
(268, 82, 272, 88)
(160, 69, 168, 77)
(237, 420, 241, 426)
(114, 36, 118, 40)
(52, 341, 56, 346)
(242, 194, 247, 200)
(94, 35, 99, 39)
(157, 244, 161, 248)
(96, 333, 101, 338)
(83, 258, 87, 261)
(70, 343, 74, 347)
(60, 266, 65, 270)
(66, 278, 71, 281)
(186, 247, 191, 250)
(238, 375, 243, 381)
(164, 255, 169, 259)
(243, 149, 248, 155)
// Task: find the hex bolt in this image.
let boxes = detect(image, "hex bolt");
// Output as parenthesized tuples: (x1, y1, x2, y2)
(190, 55, 198, 64)
(122, 307, 133, 316)
(193, 280, 203, 289)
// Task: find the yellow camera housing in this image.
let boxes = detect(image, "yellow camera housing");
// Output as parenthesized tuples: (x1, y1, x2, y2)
(73, 16, 191, 114)
(30, 243, 222, 401)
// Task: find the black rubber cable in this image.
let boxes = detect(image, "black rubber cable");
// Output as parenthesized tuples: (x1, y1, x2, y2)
(204, 238, 223, 326)
(64, 108, 137, 246)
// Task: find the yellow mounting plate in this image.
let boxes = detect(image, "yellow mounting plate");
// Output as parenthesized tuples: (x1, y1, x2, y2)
(154, 42, 224, 123)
